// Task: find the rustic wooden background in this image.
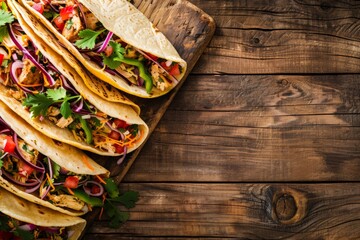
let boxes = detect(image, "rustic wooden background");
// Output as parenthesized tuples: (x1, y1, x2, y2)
(85, 0, 360, 239)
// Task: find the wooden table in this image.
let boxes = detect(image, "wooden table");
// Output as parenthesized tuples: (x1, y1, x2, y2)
(85, 0, 360, 239)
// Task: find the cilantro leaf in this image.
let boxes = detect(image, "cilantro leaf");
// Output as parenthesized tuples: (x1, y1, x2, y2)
(46, 88, 67, 101)
(102, 41, 125, 69)
(52, 161, 61, 179)
(1, 2, 7, 11)
(104, 200, 129, 228)
(60, 99, 72, 119)
(22, 93, 55, 118)
(75, 29, 105, 49)
(14, 227, 34, 240)
(0, 9, 14, 27)
(0, 25, 8, 42)
(110, 191, 139, 209)
(104, 178, 120, 198)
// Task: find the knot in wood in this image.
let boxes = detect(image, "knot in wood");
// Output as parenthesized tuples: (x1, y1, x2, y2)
(275, 194, 297, 221)
(251, 37, 260, 45)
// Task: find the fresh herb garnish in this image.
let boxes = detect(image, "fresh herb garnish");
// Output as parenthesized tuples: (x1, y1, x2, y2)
(102, 41, 125, 69)
(0, 9, 14, 42)
(65, 18, 73, 30)
(0, 9, 14, 26)
(75, 29, 105, 49)
(101, 178, 139, 228)
(22, 87, 81, 119)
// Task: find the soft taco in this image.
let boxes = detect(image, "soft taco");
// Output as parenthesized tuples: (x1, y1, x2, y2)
(0, 1, 149, 156)
(0, 186, 86, 239)
(0, 100, 115, 216)
(17, 0, 187, 98)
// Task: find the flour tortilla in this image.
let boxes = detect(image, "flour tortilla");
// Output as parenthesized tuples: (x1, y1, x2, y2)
(12, 0, 140, 114)
(0, 100, 109, 216)
(18, 0, 187, 98)
(3, 0, 149, 156)
(0, 186, 86, 240)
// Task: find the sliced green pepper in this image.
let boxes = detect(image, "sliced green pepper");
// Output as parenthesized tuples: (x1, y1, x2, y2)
(114, 57, 153, 93)
(78, 117, 92, 144)
(73, 189, 103, 207)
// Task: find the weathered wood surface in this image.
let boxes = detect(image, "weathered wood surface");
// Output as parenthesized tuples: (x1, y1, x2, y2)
(84, 0, 360, 239)
(86, 183, 360, 239)
(190, 0, 360, 74)
(124, 74, 360, 182)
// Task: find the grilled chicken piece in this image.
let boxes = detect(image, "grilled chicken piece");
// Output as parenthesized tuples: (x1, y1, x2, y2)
(56, 116, 74, 128)
(18, 59, 42, 85)
(62, 14, 83, 42)
(48, 194, 85, 211)
(83, 7, 99, 30)
(47, 106, 61, 117)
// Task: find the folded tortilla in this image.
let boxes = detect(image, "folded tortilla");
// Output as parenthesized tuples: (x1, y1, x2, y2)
(0, 186, 86, 239)
(1, 0, 149, 156)
(18, 0, 187, 98)
(0, 100, 111, 216)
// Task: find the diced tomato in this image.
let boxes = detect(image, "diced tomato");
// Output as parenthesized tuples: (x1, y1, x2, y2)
(32, 3, 44, 14)
(53, 16, 65, 31)
(108, 130, 121, 140)
(60, 5, 75, 21)
(169, 63, 181, 76)
(104, 45, 113, 57)
(3, 136, 15, 153)
(146, 53, 158, 61)
(0, 53, 4, 66)
(160, 61, 171, 71)
(91, 185, 101, 194)
(113, 119, 129, 129)
(114, 144, 124, 154)
(64, 176, 79, 189)
(33, 0, 41, 3)
(20, 163, 35, 176)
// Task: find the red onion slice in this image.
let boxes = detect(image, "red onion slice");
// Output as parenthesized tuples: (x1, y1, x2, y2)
(1, 169, 40, 187)
(117, 146, 127, 165)
(83, 180, 104, 197)
(97, 31, 113, 53)
(13, 133, 45, 173)
(18, 224, 36, 231)
(105, 121, 124, 140)
(9, 25, 56, 86)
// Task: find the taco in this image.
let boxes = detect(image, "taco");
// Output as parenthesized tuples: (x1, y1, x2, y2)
(0, 186, 86, 239)
(17, 0, 187, 98)
(0, 1, 149, 156)
(0, 100, 117, 216)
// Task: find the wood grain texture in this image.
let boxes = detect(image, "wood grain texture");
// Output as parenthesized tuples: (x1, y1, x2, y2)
(83, 0, 360, 239)
(84, 183, 360, 239)
(124, 74, 360, 182)
(188, 0, 360, 74)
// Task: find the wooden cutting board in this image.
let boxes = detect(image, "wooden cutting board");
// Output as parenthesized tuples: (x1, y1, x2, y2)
(84, 0, 215, 231)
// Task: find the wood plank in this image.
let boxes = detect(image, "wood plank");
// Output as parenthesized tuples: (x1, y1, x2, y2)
(83, 0, 215, 235)
(187, 0, 360, 74)
(123, 74, 360, 182)
(84, 183, 360, 239)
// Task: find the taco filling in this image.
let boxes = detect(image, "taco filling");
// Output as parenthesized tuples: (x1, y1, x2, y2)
(0, 116, 121, 214)
(0, 15, 141, 156)
(0, 212, 71, 240)
(26, 0, 185, 93)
